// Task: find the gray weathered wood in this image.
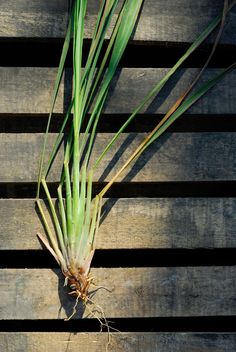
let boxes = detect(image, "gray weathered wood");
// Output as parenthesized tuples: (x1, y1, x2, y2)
(0, 68, 236, 114)
(0, 267, 235, 319)
(0, 333, 236, 352)
(0, 132, 235, 182)
(0, 0, 235, 44)
(1, 198, 236, 250)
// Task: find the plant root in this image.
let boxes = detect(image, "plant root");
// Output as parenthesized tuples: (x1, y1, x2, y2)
(85, 297, 120, 352)
(64, 294, 80, 321)
(63, 272, 118, 351)
(63, 269, 93, 301)
(89, 282, 113, 298)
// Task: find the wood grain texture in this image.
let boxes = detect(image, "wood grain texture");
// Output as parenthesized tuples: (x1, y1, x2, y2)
(0, 333, 236, 352)
(0, 132, 235, 182)
(0, 267, 235, 319)
(0, 0, 235, 44)
(1, 198, 236, 250)
(0, 68, 236, 114)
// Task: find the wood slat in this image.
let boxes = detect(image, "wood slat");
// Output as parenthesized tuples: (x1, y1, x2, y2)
(1, 68, 236, 114)
(0, 0, 235, 44)
(0, 267, 235, 319)
(0, 132, 235, 183)
(0, 333, 236, 352)
(1, 198, 236, 250)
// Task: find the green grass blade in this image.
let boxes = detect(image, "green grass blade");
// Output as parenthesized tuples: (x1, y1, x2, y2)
(41, 179, 68, 261)
(85, 196, 100, 255)
(83, 93, 107, 168)
(43, 99, 74, 180)
(83, 196, 102, 272)
(76, 0, 144, 170)
(42, 0, 144, 192)
(64, 161, 73, 240)
(79, 3, 126, 153)
(83, 2, 125, 115)
(37, 232, 60, 265)
(47, 1, 120, 181)
(57, 184, 68, 246)
(74, 166, 87, 261)
(143, 64, 236, 152)
(99, 63, 236, 197)
(82, 0, 119, 88)
(36, 4, 75, 197)
(93, 2, 235, 170)
(36, 199, 67, 271)
(72, 1, 87, 247)
(83, 169, 93, 239)
(75, 0, 141, 168)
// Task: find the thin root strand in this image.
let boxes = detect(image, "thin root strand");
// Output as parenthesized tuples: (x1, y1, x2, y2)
(64, 294, 80, 321)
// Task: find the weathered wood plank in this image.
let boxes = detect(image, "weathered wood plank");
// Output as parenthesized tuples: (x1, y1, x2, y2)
(1, 198, 236, 250)
(0, 333, 236, 352)
(0, 132, 235, 182)
(0, 267, 235, 319)
(0, 0, 235, 44)
(0, 68, 236, 114)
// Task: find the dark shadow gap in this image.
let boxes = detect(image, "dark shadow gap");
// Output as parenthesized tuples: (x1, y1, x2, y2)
(1, 181, 236, 198)
(0, 39, 235, 67)
(0, 249, 236, 268)
(0, 114, 236, 133)
(0, 316, 236, 332)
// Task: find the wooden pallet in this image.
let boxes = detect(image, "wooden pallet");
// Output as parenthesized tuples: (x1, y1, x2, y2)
(0, 0, 236, 351)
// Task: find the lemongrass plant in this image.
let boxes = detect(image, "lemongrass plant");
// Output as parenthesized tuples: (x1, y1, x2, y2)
(36, 0, 236, 307)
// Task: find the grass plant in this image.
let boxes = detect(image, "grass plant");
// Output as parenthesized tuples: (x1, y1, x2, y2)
(36, 0, 236, 312)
